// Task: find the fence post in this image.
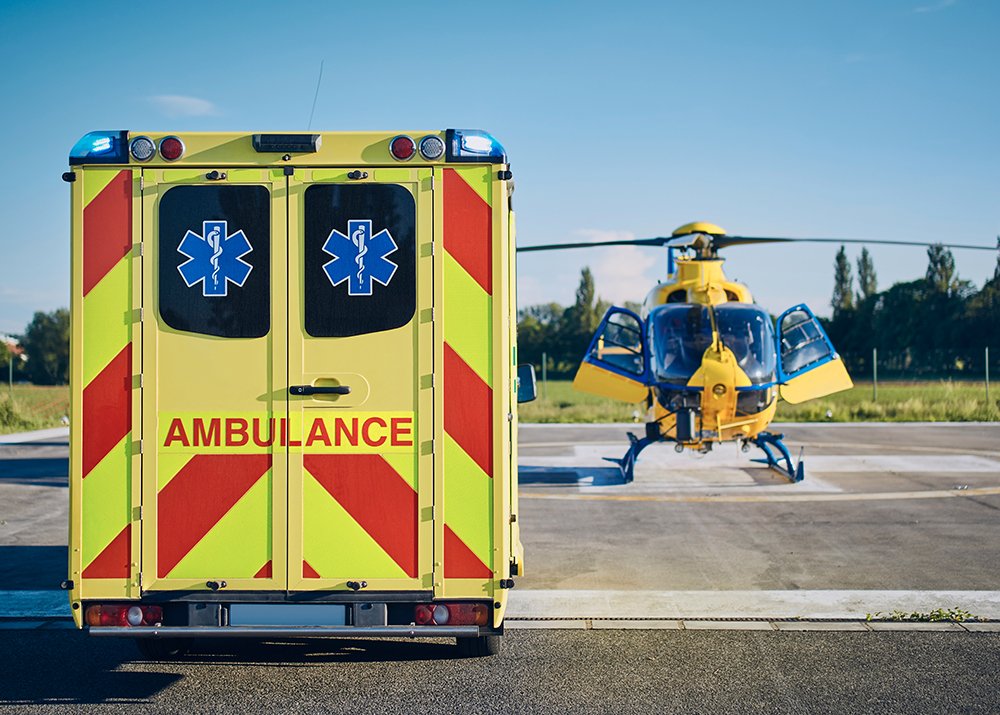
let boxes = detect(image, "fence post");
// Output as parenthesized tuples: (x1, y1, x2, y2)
(541, 351, 548, 400)
(872, 347, 878, 402)
(986, 346, 991, 407)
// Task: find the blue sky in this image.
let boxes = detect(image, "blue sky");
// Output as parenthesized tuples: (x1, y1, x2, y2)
(1, 0, 997, 334)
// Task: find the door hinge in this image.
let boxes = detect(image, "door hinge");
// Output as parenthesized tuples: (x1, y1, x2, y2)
(138, 373, 143, 388)
(136, 439, 142, 453)
(137, 242, 143, 257)
(136, 571, 143, 589)
(139, 175, 144, 191)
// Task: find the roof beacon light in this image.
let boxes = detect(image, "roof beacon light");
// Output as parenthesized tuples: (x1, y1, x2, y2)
(444, 129, 507, 163)
(69, 131, 129, 165)
(389, 135, 416, 161)
(418, 135, 445, 161)
(159, 136, 185, 161)
(129, 136, 155, 162)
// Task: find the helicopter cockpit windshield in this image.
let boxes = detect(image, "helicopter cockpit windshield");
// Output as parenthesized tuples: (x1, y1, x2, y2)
(648, 303, 777, 386)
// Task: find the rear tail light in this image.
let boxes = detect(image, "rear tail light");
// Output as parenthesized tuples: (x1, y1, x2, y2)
(85, 604, 163, 627)
(415, 604, 434, 625)
(413, 602, 489, 626)
(389, 135, 416, 161)
(159, 136, 185, 161)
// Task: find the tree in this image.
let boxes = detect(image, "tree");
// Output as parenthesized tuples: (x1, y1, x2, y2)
(831, 246, 854, 316)
(856, 247, 877, 302)
(557, 268, 608, 372)
(21, 309, 70, 385)
(925, 244, 958, 294)
(517, 302, 564, 374)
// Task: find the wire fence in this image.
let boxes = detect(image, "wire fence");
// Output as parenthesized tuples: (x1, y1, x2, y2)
(534, 348, 999, 404)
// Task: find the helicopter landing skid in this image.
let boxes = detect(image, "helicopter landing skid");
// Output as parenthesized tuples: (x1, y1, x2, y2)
(750, 431, 804, 482)
(603, 430, 661, 484)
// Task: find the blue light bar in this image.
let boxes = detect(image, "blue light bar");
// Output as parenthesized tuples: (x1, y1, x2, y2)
(69, 131, 129, 165)
(444, 129, 507, 163)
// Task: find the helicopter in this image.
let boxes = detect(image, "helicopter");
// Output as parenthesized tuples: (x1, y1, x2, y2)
(518, 221, 997, 482)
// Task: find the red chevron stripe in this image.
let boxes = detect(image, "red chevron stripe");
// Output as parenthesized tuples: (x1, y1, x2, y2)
(303, 560, 321, 579)
(82, 524, 131, 579)
(83, 170, 132, 296)
(304, 454, 418, 578)
(444, 525, 491, 578)
(254, 561, 272, 579)
(157, 454, 271, 578)
(443, 343, 493, 477)
(443, 168, 492, 294)
(82, 344, 131, 478)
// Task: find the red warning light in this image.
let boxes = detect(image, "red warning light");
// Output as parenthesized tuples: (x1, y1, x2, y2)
(389, 135, 416, 161)
(159, 136, 185, 161)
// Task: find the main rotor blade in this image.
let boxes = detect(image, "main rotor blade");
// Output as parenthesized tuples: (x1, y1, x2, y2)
(717, 235, 998, 251)
(516, 237, 671, 252)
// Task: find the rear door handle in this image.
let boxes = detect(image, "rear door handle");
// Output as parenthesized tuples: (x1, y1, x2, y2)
(289, 385, 351, 396)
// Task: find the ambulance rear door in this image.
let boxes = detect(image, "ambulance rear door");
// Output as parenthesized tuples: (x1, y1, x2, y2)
(286, 169, 434, 592)
(140, 168, 288, 592)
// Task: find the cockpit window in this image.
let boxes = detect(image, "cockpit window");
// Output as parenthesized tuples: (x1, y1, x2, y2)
(648, 303, 777, 385)
(588, 310, 645, 376)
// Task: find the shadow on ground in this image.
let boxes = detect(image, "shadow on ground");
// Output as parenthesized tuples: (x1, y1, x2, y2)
(0, 631, 459, 705)
(0, 545, 67, 589)
(518, 466, 626, 486)
(0, 457, 68, 487)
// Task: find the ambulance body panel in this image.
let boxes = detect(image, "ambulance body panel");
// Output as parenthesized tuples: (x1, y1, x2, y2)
(67, 131, 522, 653)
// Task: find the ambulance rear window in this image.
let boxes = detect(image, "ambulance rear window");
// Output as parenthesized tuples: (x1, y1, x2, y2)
(303, 183, 416, 337)
(158, 185, 271, 338)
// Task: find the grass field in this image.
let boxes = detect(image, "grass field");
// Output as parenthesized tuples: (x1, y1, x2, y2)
(0, 385, 69, 434)
(520, 379, 999, 423)
(0, 380, 995, 435)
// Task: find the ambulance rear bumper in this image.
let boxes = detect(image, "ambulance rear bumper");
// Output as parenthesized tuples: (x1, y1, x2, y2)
(88, 625, 483, 638)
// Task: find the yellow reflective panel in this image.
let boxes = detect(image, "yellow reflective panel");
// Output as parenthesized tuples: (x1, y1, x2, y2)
(572, 361, 647, 403)
(167, 475, 271, 579)
(302, 473, 406, 579)
(81, 435, 131, 567)
(443, 434, 493, 565)
(780, 358, 854, 405)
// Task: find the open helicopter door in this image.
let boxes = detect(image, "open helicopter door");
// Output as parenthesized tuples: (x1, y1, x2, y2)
(776, 304, 853, 404)
(572, 307, 649, 403)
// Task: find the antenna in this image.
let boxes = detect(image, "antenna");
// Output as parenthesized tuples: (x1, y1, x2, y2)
(307, 60, 325, 130)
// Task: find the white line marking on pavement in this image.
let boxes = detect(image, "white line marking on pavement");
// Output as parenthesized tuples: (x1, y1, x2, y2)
(0, 427, 69, 444)
(508, 589, 1000, 620)
(519, 485, 1000, 503)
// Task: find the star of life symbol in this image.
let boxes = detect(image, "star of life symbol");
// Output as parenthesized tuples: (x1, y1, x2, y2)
(321, 219, 398, 296)
(177, 220, 253, 297)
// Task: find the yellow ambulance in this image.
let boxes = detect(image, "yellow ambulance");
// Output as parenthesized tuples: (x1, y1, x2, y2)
(65, 129, 533, 657)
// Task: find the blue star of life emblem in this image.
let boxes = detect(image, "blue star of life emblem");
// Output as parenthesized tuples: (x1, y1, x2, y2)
(177, 220, 254, 297)
(321, 219, 398, 296)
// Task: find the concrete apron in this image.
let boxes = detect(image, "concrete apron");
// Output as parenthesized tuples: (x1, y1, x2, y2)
(4, 589, 1000, 632)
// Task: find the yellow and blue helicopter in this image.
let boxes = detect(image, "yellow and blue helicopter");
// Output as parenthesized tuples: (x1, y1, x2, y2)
(518, 222, 995, 482)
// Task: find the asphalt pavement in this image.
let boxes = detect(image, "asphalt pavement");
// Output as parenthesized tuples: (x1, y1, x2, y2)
(1, 629, 998, 714)
(2, 423, 1000, 711)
